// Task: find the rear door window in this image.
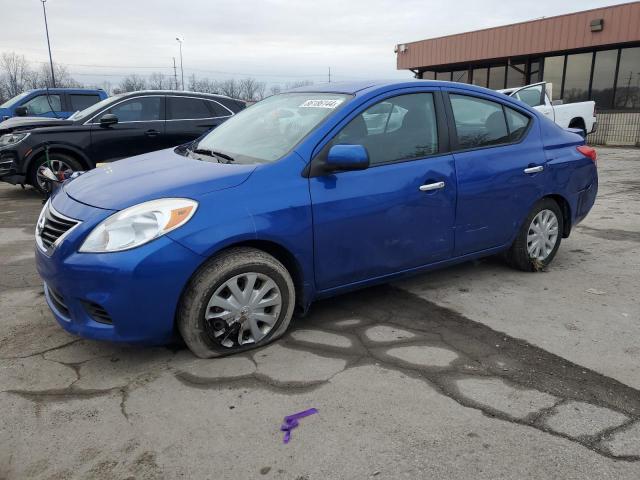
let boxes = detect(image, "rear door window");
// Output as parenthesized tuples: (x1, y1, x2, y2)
(69, 94, 101, 111)
(21, 94, 62, 115)
(167, 97, 213, 120)
(449, 94, 509, 149)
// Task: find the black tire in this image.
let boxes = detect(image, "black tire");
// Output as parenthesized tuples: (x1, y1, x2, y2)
(177, 247, 296, 358)
(506, 198, 563, 272)
(29, 152, 83, 193)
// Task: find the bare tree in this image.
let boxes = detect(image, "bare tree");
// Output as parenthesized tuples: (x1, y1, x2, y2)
(216, 79, 242, 99)
(116, 74, 148, 93)
(0, 52, 31, 98)
(36, 63, 81, 88)
(239, 77, 267, 101)
(187, 74, 218, 94)
(148, 72, 172, 90)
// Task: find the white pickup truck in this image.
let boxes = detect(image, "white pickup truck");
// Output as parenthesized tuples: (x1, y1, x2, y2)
(499, 82, 597, 136)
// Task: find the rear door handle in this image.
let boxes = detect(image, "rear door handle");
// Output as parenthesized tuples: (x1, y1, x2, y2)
(524, 165, 544, 174)
(145, 129, 160, 137)
(419, 181, 445, 192)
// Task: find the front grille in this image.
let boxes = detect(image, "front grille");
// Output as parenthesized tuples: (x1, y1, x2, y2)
(48, 285, 70, 317)
(37, 203, 80, 251)
(82, 301, 113, 324)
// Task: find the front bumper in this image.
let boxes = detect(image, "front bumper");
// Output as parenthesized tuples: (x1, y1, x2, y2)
(35, 192, 206, 344)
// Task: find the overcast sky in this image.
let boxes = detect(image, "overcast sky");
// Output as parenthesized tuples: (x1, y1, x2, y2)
(0, 0, 630, 87)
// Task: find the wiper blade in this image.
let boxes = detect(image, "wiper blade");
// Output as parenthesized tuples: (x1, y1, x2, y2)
(191, 148, 235, 163)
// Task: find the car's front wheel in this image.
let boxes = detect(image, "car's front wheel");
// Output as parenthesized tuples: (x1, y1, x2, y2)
(506, 198, 563, 271)
(29, 152, 83, 193)
(177, 247, 296, 358)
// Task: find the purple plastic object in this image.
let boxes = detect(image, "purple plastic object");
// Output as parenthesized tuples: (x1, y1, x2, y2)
(280, 408, 318, 444)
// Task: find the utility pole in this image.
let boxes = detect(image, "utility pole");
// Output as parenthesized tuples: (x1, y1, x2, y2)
(41, 0, 56, 87)
(173, 57, 179, 90)
(328, 67, 331, 83)
(176, 36, 184, 90)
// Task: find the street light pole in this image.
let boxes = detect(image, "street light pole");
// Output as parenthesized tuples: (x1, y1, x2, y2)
(176, 36, 184, 90)
(41, 0, 56, 88)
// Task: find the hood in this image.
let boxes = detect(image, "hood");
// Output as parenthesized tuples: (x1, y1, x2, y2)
(0, 116, 73, 133)
(64, 148, 256, 210)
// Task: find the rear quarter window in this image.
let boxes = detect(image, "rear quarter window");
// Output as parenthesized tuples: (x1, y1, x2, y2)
(69, 94, 101, 111)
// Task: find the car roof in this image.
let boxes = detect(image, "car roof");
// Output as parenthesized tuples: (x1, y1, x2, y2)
(25, 87, 105, 93)
(288, 79, 509, 97)
(119, 90, 236, 101)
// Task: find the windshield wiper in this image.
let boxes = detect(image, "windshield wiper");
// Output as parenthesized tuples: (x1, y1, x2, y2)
(190, 148, 235, 163)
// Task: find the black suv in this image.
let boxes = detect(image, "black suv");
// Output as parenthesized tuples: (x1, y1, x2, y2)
(0, 90, 245, 191)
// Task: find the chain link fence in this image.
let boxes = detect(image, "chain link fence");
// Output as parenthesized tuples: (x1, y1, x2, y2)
(588, 112, 640, 146)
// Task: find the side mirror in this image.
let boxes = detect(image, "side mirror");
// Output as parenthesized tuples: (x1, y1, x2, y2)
(325, 144, 369, 173)
(15, 106, 28, 116)
(552, 99, 563, 106)
(99, 113, 119, 126)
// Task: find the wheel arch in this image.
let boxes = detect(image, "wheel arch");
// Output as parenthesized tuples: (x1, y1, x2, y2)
(568, 117, 586, 130)
(25, 144, 92, 175)
(227, 239, 307, 312)
(179, 238, 309, 319)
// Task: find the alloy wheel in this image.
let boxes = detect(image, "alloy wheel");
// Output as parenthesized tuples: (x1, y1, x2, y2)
(36, 159, 74, 191)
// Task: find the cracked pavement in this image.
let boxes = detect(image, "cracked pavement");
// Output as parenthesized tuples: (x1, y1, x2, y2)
(1, 148, 639, 479)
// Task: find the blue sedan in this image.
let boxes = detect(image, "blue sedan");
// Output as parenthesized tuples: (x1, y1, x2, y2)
(35, 80, 598, 357)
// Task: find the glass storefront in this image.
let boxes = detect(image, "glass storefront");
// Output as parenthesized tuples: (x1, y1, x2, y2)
(417, 45, 639, 110)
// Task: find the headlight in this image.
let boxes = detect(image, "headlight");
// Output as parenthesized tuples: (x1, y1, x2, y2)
(0, 132, 29, 147)
(79, 198, 198, 253)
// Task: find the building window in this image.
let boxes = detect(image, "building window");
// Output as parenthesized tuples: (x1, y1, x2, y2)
(591, 49, 618, 109)
(436, 71, 451, 81)
(614, 47, 640, 110)
(472, 68, 488, 87)
(506, 63, 526, 88)
(452, 70, 469, 83)
(488, 65, 506, 89)
(422, 71, 435, 80)
(563, 52, 592, 103)
(528, 59, 542, 84)
(543, 55, 565, 100)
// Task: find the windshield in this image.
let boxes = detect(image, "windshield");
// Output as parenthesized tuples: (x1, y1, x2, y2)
(0, 90, 33, 108)
(67, 95, 121, 121)
(192, 92, 352, 164)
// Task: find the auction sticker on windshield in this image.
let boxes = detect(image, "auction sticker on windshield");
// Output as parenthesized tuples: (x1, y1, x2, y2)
(299, 99, 344, 108)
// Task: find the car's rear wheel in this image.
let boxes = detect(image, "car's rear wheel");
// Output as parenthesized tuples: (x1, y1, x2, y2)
(506, 198, 563, 271)
(29, 152, 83, 193)
(177, 247, 296, 358)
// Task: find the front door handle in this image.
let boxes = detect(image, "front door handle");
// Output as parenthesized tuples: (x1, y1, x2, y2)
(419, 181, 445, 192)
(524, 165, 544, 174)
(145, 129, 160, 137)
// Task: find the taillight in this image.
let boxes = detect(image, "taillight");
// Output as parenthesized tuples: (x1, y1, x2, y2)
(577, 145, 597, 164)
